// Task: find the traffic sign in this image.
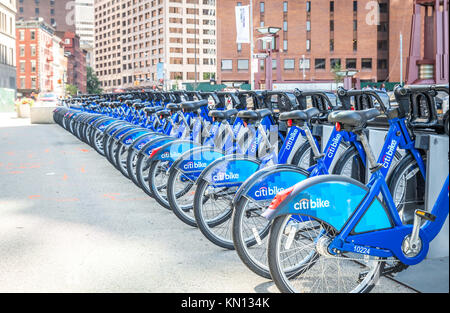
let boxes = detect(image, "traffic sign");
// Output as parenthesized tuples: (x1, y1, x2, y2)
(253, 53, 268, 59)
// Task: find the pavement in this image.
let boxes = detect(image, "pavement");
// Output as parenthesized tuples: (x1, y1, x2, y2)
(0, 112, 428, 293)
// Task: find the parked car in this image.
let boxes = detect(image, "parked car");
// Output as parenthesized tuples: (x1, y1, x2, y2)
(37, 93, 61, 106)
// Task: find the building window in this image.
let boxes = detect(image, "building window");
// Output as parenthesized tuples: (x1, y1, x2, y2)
(315, 58, 326, 70)
(272, 59, 277, 69)
(378, 59, 388, 69)
(362, 58, 372, 69)
(31, 60, 36, 73)
(299, 58, 310, 70)
(353, 20, 357, 31)
(31, 45, 36, 56)
(20, 61, 25, 73)
(353, 1, 357, 12)
(31, 77, 37, 89)
(329, 39, 334, 52)
(306, 39, 310, 51)
(237, 43, 242, 52)
(283, 1, 288, 12)
(19, 30, 25, 41)
(19, 46, 25, 57)
(221, 59, 233, 70)
(330, 1, 334, 12)
(20, 77, 26, 89)
(330, 20, 334, 31)
(283, 40, 288, 51)
(330, 58, 341, 69)
(284, 59, 295, 70)
(306, 20, 311, 32)
(260, 2, 264, 13)
(346, 58, 357, 69)
(353, 40, 357, 51)
(237, 59, 249, 71)
(306, 1, 311, 12)
(30, 31, 36, 40)
(283, 21, 288, 32)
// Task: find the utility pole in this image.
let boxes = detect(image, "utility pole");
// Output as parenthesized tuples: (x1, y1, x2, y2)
(400, 32, 403, 85)
(250, 0, 254, 90)
(194, 1, 198, 90)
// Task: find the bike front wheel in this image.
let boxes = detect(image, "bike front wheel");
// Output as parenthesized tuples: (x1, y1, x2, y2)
(267, 214, 384, 293)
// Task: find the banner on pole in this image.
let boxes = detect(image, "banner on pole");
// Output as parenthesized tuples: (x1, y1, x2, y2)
(235, 5, 250, 43)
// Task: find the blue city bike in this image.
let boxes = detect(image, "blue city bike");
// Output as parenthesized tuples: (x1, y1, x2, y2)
(165, 91, 297, 226)
(192, 89, 397, 251)
(229, 88, 407, 278)
(263, 84, 448, 293)
(144, 92, 277, 209)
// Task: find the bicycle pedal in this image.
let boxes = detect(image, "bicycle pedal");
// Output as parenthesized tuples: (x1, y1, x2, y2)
(415, 210, 436, 222)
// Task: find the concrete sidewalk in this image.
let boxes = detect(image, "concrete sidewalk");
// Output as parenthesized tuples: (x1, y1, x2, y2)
(0, 113, 421, 293)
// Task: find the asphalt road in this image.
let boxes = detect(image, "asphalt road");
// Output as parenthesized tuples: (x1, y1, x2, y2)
(0, 113, 415, 293)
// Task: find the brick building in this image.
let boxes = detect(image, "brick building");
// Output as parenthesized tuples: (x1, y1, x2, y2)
(57, 31, 87, 94)
(16, 19, 57, 97)
(16, 0, 75, 32)
(217, 0, 414, 89)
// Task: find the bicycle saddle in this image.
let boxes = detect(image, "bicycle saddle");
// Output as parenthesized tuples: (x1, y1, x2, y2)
(279, 107, 320, 122)
(158, 110, 172, 118)
(209, 109, 238, 121)
(237, 109, 272, 121)
(328, 108, 380, 128)
(144, 106, 163, 114)
(181, 99, 209, 112)
(166, 103, 181, 111)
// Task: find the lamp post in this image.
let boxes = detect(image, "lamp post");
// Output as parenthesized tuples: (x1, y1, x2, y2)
(256, 27, 281, 90)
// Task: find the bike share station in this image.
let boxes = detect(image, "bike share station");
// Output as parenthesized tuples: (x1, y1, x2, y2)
(316, 91, 449, 293)
(53, 85, 449, 293)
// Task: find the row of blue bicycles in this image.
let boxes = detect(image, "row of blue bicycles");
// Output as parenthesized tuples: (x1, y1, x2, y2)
(53, 84, 449, 293)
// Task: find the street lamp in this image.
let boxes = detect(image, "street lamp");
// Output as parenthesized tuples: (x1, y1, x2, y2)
(256, 26, 281, 90)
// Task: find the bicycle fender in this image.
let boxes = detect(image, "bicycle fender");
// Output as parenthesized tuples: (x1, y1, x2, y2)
(132, 134, 169, 153)
(147, 140, 201, 162)
(139, 137, 175, 156)
(168, 146, 225, 175)
(197, 155, 261, 186)
(233, 165, 309, 206)
(262, 175, 393, 234)
(121, 129, 155, 145)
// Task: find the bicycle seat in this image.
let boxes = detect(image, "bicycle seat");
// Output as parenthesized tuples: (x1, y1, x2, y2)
(144, 106, 163, 114)
(158, 110, 172, 118)
(209, 109, 238, 121)
(181, 99, 209, 112)
(166, 103, 181, 111)
(328, 108, 380, 128)
(237, 109, 272, 121)
(279, 107, 320, 122)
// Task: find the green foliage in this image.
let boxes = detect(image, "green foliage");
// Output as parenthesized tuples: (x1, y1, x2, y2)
(66, 84, 79, 97)
(87, 66, 103, 95)
(331, 63, 343, 84)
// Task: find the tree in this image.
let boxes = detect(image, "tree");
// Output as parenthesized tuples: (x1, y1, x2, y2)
(66, 84, 79, 97)
(331, 63, 344, 84)
(87, 66, 103, 94)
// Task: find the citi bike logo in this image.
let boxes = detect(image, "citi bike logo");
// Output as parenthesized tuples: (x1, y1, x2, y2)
(161, 152, 181, 159)
(183, 161, 207, 170)
(382, 139, 397, 168)
(285, 128, 299, 151)
(294, 197, 330, 210)
(213, 172, 239, 181)
(125, 138, 133, 144)
(254, 186, 285, 198)
(327, 134, 342, 158)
